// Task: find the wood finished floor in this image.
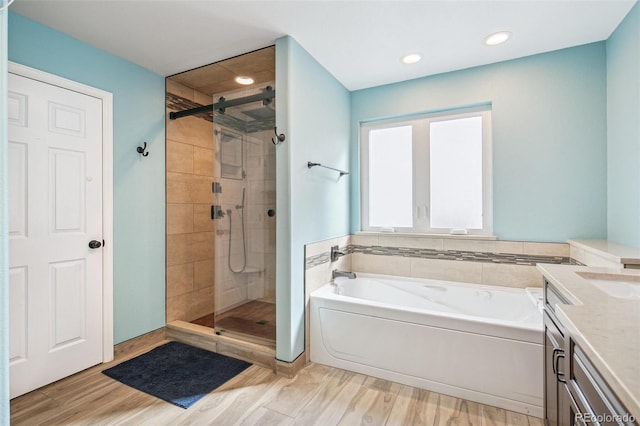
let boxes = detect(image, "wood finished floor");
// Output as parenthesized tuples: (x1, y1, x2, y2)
(10, 339, 544, 426)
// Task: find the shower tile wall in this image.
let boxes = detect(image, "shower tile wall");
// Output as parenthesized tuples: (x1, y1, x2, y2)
(166, 80, 215, 323)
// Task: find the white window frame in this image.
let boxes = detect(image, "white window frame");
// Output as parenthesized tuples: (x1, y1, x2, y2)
(360, 106, 492, 235)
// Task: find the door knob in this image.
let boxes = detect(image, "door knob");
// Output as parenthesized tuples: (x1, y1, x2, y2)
(89, 240, 102, 249)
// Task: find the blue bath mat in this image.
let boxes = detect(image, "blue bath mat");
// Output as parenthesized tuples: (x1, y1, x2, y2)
(102, 341, 251, 408)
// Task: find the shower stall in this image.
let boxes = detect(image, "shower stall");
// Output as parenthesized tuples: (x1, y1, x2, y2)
(165, 47, 276, 348)
(208, 85, 276, 345)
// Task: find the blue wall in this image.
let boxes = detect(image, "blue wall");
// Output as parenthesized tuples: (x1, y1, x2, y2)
(275, 36, 351, 361)
(607, 2, 640, 247)
(1, 4, 9, 424)
(8, 12, 166, 343)
(351, 43, 608, 243)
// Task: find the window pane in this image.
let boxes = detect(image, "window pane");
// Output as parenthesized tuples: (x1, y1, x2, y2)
(429, 116, 483, 229)
(369, 126, 413, 227)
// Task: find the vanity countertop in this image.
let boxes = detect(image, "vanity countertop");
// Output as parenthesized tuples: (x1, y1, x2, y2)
(537, 263, 640, 420)
(569, 239, 640, 265)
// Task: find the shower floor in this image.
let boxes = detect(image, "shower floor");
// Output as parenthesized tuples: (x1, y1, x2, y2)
(191, 300, 276, 346)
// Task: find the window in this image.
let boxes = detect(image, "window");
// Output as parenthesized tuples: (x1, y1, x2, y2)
(361, 107, 492, 235)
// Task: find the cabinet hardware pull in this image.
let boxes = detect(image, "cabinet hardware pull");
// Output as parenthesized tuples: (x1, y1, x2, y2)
(552, 348, 563, 374)
(555, 352, 566, 383)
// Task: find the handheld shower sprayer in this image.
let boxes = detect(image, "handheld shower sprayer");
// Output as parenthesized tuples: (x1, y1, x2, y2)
(228, 187, 247, 273)
(236, 188, 245, 210)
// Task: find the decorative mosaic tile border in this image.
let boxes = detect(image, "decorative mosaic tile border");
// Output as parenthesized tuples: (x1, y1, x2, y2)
(305, 244, 577, 270)
(305, 252, 333, 269)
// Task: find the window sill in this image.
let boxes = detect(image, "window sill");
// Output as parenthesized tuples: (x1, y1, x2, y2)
(355, 231, 497, 241)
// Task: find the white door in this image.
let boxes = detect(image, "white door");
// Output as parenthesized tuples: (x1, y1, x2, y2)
(8, 72, 104, 398)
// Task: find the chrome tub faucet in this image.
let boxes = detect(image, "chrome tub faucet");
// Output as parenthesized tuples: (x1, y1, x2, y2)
(332, 269, 357, 280)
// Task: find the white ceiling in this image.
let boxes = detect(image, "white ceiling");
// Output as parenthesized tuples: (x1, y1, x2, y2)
(10, 0, 637, 91)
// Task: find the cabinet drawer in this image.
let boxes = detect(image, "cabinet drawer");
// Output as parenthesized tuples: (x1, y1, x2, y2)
(566, 385, 589, 426)
(544, 310, 565, 346)
(545, 279, 569, 316)
(571, 345, 635, 425)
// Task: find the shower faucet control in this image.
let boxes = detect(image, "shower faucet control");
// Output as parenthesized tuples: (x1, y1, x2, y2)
(331, 245, 346, 262)
(211, 205, 225, 220)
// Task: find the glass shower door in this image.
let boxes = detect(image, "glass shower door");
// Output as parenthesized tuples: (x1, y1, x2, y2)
(212, 86, 276, 346)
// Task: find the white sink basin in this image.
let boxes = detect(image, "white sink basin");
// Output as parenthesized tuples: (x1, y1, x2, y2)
(576, 272, 640, 300)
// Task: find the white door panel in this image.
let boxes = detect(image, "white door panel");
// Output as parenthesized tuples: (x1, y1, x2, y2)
(8, 72, 104, 398)
(8, 142, 27, 238)
(49, 149, 86, 234)
(49, 102, 86, 137)
(49, 259, 87, 349)
(8, 90, 28, 127)
(9, 266, 28, 364)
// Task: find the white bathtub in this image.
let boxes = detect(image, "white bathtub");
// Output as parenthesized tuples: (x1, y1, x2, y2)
(310, 273, 544, 417)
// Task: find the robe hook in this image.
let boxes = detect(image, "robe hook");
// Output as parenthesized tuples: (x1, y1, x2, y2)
(137, 141, 149, 157)
(272, 127, 286, 145)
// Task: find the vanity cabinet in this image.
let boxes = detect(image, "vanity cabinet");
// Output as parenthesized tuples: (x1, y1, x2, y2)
(544, 278, 569, 426)
(543, 278, 636, 426)
(544, 319, 563, 425)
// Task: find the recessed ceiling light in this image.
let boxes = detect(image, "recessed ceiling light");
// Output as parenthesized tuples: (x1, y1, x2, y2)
(485, 31, 511, 46)
(235, 76, 254, 85)
(401, 53, 422, 64)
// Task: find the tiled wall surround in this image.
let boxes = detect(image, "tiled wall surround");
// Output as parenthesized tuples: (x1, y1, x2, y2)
(303, 235, 351, 362)
(166, 80, 216, 323)
(306, 245, 571, 269)
(351, 252, 544, 289)
(305, 233, 572, 290)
